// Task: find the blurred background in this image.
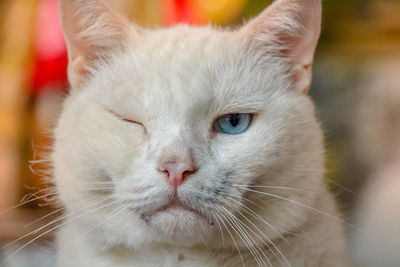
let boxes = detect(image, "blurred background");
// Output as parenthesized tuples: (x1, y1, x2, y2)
(0, 0, 399, 266)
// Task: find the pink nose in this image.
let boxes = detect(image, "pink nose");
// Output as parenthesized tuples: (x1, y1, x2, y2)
(159, 161, 195, 187)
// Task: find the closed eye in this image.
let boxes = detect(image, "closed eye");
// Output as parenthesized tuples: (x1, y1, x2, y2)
(121, 117, 143, 125)
(106, 109, 145, 128)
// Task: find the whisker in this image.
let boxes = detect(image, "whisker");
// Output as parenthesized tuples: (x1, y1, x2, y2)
(225, 194, 290, 245)
(0, 192, 57, 216)
(211, 211, 225, 248)
(22, 195, 109, 229)
(1, 186, 116, 217)
(219, 206, 268, 267)
(326, 179, 357, 195)
(213, 211, 245, 267)
(20, 187, 54, 203)
(221, 191, 264, 210)
(1, 196, 113, 251)
(220, 206, 270, 267)
(233, 184, 321, 194)
(239, 187, 357, 229)
(23, 207, 64, 229)
(2, 198, 119, 264)
(57, 182, 116, 186)
(46, 202, 128, 265)
(224, 196, 291, 267)
(219, 210, 260, 266)
(235, 210, 283, 267)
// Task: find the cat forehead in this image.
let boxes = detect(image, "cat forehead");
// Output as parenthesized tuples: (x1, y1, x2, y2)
(88, 25, 286, 116)
(129, 26, 248, 83)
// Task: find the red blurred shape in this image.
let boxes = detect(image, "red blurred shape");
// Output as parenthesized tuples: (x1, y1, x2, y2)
(31, 0, 68, 93)
(164, 0, 204, 26)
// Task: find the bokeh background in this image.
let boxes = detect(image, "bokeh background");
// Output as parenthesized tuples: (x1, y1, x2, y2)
(0, 0, 400, 266)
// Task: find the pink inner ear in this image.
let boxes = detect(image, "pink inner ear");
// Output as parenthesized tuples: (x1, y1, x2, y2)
(59, 0, 138, 89)
(292, 63, 313, 94)
(240, 0, 322, 93)
(289, 4, 321, 65)
(68, 56, 88, 89)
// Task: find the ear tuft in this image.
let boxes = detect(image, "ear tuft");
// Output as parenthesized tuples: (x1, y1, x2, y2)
(59, 0, 138, 89)
(240, 0, 321, 93)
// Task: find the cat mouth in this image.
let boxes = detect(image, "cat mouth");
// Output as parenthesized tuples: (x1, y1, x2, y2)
(157, 199, 195, 213)
(144, 198, 214, 225)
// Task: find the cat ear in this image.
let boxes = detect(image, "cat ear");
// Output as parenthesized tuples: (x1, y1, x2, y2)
(240, 0, 321, 93)
(59, 0, 138, 89)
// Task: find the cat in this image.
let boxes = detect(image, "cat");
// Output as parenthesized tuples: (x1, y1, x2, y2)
(54, 0, 349, 266)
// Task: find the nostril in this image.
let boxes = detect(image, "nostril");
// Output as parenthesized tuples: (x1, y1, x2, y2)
(158, 161, 196, 186)
(182, 169, 194, 177)
(180, 169, 192, 181)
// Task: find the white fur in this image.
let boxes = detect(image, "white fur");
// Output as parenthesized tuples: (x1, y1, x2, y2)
(54, 0, 348, 266)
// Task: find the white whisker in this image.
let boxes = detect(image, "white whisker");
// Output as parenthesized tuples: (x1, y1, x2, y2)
(225, 194, 290, 245)
(1, 186, 116, 218)
(233, 184, 321, 194)
(213, 211, 245, 267)
(2, 199, 119, 264)
(22, 195, 111, 229)
(1, 196, 113, 252)
(0, 192, 57, 216)
(224, 196, 291, 267)
(23, 207, 64, 229)
(220, 206, 270, 267)
(211, 211, 225, 247)
(326, 179, 356, 195)
(222, 191, 264, 210)
(46, 202, 128, 265)
(239, 187, 357, 229)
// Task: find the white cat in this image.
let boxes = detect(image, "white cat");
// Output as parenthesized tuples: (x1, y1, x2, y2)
(54, 0, 348, 266)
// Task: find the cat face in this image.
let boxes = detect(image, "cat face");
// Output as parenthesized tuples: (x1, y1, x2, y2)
(55, 0, 323, 249)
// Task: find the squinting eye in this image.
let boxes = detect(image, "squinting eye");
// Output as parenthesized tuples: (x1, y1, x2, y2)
(107, 109, 144, 127)
(214, 113, 253, 135)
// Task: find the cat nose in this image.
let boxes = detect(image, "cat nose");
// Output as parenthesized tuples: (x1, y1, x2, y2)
(159, 161, 195, 187)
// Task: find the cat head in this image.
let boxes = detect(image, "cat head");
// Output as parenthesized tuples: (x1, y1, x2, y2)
(55, 0, 323, 250)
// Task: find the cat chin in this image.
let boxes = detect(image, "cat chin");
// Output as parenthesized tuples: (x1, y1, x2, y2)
(146, 206, 214, 245)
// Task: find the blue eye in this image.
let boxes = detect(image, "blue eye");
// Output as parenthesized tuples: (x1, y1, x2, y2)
(214, 113, 253, 135)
